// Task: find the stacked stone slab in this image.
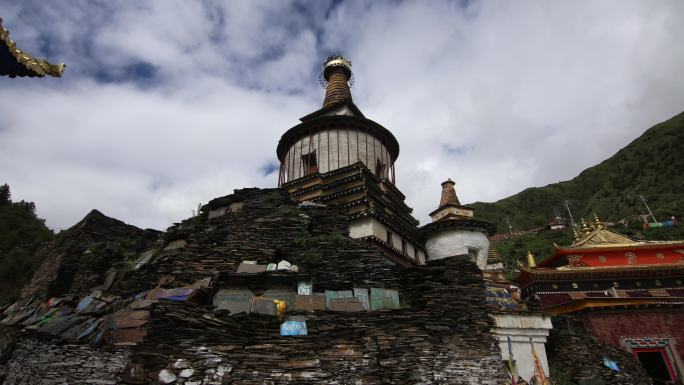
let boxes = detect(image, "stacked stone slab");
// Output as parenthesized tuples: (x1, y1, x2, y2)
(1, 188, 507, 384)
(1, 339, 130, 385)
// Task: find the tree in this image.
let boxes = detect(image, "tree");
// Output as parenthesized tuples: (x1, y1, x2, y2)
(0, 183, 10, 205)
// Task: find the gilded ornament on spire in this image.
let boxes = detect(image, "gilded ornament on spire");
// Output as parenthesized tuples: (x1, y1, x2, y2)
(592, 213, 604, 230)
(580, 218, 591, 234)
(572, 226, 582, 241)
(527, 251, 537, 268)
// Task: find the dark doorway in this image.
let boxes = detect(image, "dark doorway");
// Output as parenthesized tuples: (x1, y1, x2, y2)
(635, 349, 675, 384)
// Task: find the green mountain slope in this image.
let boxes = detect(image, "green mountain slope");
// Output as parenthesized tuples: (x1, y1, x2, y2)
(0, 184, 53, 305)
(470, 111, 684, 232)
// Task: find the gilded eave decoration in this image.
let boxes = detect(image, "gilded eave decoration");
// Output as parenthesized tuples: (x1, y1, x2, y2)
(0, 18, 65, 78)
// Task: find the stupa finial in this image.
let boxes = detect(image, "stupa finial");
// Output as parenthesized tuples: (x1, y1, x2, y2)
(320, 55, 353, 109)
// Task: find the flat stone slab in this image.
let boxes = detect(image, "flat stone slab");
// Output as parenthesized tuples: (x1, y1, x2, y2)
(294, 294, 326, 311)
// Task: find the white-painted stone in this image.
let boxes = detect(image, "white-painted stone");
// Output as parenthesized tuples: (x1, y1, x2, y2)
(491, 313, 553, 382)
(349, 217, 373, 239)
(158, 369, 177, 384)
(425, 230, 489, 269)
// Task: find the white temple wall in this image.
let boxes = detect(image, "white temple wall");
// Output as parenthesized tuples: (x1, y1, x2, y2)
(492, 313, 553, 382)
(424, 230, 489, 269)
(349, 217, 424, 264)
(284, 130, 391, 181)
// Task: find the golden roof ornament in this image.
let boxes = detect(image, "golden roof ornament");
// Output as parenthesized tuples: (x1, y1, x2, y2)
(593, 213, 604, 230)
(0, 18, 66, 78)
(322, 55, 352, 80)
(572, 226, 581, 241)
(527, 251, 537, 268)
(580, 218, 591, 234)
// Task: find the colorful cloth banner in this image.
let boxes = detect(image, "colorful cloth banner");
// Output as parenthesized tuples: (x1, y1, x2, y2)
(645, 216, 677, 229)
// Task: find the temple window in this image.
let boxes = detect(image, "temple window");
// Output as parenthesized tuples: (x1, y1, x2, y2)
(401, 239, 407, 254)
(413, 246, 418, 259)
(301, 150, 318, 175)
(386, 230, 393, 246)
(375, 158, 385, 178)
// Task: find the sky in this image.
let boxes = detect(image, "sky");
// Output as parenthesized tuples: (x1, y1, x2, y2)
(1, 0, 683, 231)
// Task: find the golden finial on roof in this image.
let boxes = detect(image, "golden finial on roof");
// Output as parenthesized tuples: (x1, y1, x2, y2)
(580, 218, 591, 234)
(572, 226, 582, 242)
(527, 251, 537, 268)
(592, 213, 604, 230)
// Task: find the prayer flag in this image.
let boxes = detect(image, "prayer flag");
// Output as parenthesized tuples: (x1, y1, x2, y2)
(508, 336, 518, 385)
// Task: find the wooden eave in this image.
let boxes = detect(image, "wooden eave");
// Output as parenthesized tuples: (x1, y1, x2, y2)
(359, 235, 420, 267)
(427, 202, 474, 218)
(0, 18, 65, 78)
(299, 100, 365, 122)
(555, 241, 684, 254)
(518, 263, 684, 286)
(544, 296, 684, 316)
(284, 162, 423, 246)
(286, 162, 419, 228)
(418, 217, 496, 240)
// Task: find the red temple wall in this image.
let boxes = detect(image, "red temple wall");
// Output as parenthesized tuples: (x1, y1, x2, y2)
(577, 311, 684, 363)
(565, 247, 683, 267)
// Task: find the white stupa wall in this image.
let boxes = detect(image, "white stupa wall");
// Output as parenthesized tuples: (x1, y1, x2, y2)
(424, 229, 489, 269)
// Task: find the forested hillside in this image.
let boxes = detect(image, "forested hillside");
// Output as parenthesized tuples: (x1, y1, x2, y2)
(0, 184, 53, 305)
(470, 111, 684, 232)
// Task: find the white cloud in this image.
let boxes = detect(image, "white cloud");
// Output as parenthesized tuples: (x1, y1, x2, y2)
(1, 0, 683, 230)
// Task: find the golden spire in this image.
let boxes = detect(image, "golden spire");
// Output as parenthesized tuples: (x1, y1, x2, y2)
(527, 251, 537, 268)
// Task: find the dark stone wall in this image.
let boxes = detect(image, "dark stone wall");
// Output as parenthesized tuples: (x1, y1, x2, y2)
(0, 338, 130, 385)
(547, 315, 653, 385)
(2, 188, 507, 384)
(130, 255, 505, 384)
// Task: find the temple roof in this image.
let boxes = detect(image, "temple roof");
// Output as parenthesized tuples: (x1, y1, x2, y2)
(0, 18, 65, 78)
(569, 225, 636, 248)
(535, 217, 684, 268)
